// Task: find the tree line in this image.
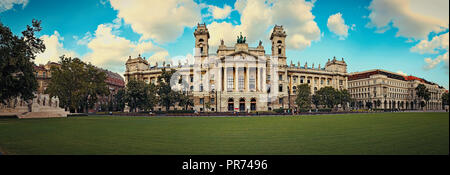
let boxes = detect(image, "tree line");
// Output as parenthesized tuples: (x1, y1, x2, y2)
(115, 68, 194, 113)
(295, 84, 352, 111)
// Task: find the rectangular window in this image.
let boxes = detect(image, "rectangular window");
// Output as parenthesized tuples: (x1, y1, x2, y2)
(239, 75, 244, 90)
(300, 77, 304, 84)
(279, 74, 283, 81)
(267, 75, 271, 81)
(279, 84, 283, 92)
(227, 75, 233, 91)
(321, 79, 324, 85)
(279, 97, 283, 104)
(190, 75, 194, 82)
(211, 98, 215, 103)
(249, 76, 255, 90)
(339, 80, 343, 86)
(200, 98, 204, 104)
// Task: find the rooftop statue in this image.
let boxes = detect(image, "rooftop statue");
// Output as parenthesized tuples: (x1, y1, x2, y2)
(237, 32, 246, 43)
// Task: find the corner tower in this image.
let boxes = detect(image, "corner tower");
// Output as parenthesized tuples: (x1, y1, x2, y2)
(270, 25, 287, 66)
(194, 23, 210, 58)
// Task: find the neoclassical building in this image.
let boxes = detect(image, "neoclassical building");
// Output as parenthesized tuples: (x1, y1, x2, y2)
(124, 24, 348, 112)
(348, 69, 446, 110)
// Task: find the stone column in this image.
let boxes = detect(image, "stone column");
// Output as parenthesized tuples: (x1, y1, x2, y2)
(218, 66, 222, 92)
(245, 66, 250, 92)
(224, 66, 228, 92)
(234, 66, 238, 92)
(262, 65, 266, 93)
(256, 67, 259, 91)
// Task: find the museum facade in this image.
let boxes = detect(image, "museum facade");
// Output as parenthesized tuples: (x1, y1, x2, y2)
(124, 24, 348, 112)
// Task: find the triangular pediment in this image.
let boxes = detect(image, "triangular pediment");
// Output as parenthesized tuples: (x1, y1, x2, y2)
(220, 51, 265, 62)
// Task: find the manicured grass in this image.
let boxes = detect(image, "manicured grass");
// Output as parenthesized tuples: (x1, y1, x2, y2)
(0, 112, 448, 155)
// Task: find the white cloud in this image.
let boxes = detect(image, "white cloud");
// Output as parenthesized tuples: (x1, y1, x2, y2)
(424, 51, 449, 70)
(209, 0, 321, 51)
(208, 5, 232, 20)
(411, 32, 449, 70)
(109, 0, 201, 43)
(367, 0, 448, 40)
(35, 31, 78, 65)
(234, 0, 246, 14)
(327, 13, 350, 40)
(83, 23, 166, 73)
(411, 32, 448, 54)
(0, 0, 28, 12)
(73, 32, 93, 45)
(396, 70, 408, 76)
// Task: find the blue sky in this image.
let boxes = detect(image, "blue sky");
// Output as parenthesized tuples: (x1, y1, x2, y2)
(0, 0, 448, 89)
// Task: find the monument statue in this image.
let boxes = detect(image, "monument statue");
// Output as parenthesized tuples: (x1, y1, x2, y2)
(237, 32, 246, 44)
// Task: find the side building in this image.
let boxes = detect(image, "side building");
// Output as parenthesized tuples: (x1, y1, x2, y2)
(33, 62, 125, 112)
(348, 69, 446, 110)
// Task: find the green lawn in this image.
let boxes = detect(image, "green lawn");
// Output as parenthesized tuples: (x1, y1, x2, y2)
(0, 112, 448, 155)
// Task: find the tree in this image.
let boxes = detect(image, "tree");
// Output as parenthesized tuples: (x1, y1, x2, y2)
(312, 94, 320, 109)
(315, 86, 338, 109)
(78, 64, 109, 113)
(295, 84, 312, 110)
(0, 19, 45, 104)
(157, 68, 179, 111)
(45, 56, 109, 113)
(375, 99, 382, 109)
(124, 79, 148, 112)
(442, 92, 448, 109)
(179, 92, 194, 110)
(415, 84, 430, 110)
(366, 101, 373, 109)
(114, 89, 126, 111)
(141, 83, 158, 111)
(337, 89, 351, 110)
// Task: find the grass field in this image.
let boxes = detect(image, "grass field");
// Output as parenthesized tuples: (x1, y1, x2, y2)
(0, 112, 448, 155)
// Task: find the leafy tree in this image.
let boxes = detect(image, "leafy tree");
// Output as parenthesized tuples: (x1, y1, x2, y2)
(366, 101, 373, 109)
(179, 92, 194, 110)
(415, 84, 430, 110)
(312, 94, 320, 109)
(205, 101, 212, 112)
(141, 83, 158, 111)
(0, 19, 45, 104)
(45, 56, 109, 113)
(114, 89, 126, 111)
(442, 92, 448, 108)
(295, 84, 311, 110)
(337, 89, 351, 110)
(315, 86, 338, 109)
(124, 79, 145, 112)
(157, 68, 179, 111)
(375, 99, 382, 109)
(79, 64, 109, 112)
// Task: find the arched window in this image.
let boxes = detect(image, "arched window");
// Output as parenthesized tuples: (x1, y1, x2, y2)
(199, 38, 204, 42)
(277, 40, 282, 44)
(251, 98, 256, 111)
(239, 98, 246, 112)
(228, 98, 234, 111)
(278, 48, 282, 55)
(293, 86, 297, 94)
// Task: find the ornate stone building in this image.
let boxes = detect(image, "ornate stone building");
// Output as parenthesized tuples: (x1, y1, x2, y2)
(124, 24, 348, 112)
(33, 62, 125, 112)
(348, 69, 446, 110)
